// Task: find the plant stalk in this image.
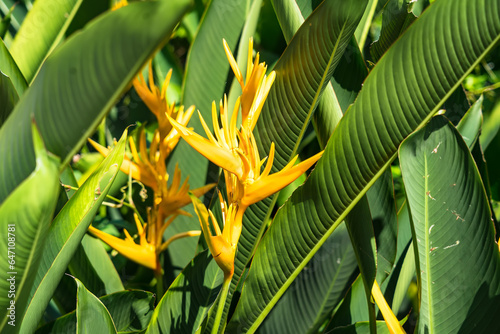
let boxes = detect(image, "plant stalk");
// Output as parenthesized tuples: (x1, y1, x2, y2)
(212, 274, 232, 334)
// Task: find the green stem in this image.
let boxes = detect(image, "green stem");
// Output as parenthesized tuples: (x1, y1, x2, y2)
(155, 258, 164, 300)
(212, 274, 232, 334)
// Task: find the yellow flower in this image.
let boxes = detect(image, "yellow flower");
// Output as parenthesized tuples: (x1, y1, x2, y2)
(88, 60, 214, 273)
(177, 38, 323, 276)
(133, 61, 195, 158)
(190, 192, 242, 278)
(89, 213, 200, 274)
(168, 39, 323, 209)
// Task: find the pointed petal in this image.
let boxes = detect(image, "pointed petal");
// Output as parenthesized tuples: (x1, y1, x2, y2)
(88, 226, 156, 270)
(260, 142, 275, 178)
(242, 151, 323, 206)
(223, 38, 243, 87)
(190, 194, 218, 257)
(167, 114, 244, 178)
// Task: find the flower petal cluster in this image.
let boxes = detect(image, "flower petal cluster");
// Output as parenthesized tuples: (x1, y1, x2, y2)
(170, 39, 323, 277)
(89, 61, 213, 273)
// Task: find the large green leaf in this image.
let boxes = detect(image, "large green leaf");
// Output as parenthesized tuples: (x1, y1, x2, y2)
(228, 0, 500, 331)
(259, 224, 357, 334)
(8, 0, 83, 82)
(399, 115, 500, 333)
(36, 290, 155, 334)
(145, 250, 223, 334)
(0, 0, 191, 204)
(20, 132, 126, 334)
(0, 123, 60, 333)
(60, 162, 125, 297)
(74, 277, 117, 334)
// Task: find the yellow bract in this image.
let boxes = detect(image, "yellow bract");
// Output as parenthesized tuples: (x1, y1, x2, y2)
(88, 61, 213, 273)
(174, 39, 323, 277)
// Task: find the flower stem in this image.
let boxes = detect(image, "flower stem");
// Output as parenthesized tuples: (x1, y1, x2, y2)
(211, 274, 232, 334)
(372, 280, 405, 334)
(155, 259, 164, 300)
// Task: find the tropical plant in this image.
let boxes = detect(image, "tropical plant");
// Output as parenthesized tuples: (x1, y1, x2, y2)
(1, 0, 500, 333)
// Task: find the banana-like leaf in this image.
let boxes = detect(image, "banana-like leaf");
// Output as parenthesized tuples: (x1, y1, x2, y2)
(0, 123, 60, 334)
(35, 289, 155, 334)
(228, 0, 500, 331)
(145, 250, 223, 334)
(20, 132, 126, 334)
(8, 0, 83, 82)
(0, 71, 18, 126)
(74, 277, 117, 334)
(259, 224, 357, 334)
(399, 115, 500, 333)
(0, 0, 190, 204)
(0, 38, 27, 96)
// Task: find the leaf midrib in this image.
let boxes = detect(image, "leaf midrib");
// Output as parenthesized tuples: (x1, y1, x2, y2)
(289, 22, 347, 161)
(424, 154, 434, 333)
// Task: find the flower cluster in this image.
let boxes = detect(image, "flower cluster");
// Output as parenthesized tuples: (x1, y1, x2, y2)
(170, 39, 323, 278)
(88, 61, 214, 274)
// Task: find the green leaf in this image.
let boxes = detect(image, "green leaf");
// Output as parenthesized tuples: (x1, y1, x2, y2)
(480, 99, 500, 150)
(366, 170, 398, 284)
(456, 95, 483, 148)
(8, 0, 84, 82)
(354, 0, 379, 51)
(74, 277, 117, 334)
(0, 122, 60, 333)
(0, 38, 28, 96)
(370, 0, 416, 63)
(68, 235, 124, 297)
(145, 250, 223, 334)
(259, 224, 357, 334)
(228, 0, 500, 331)
(344, 197, 377, 333)
(0, 71, 18, 126)
(20, 131, 126, 334)
(60, 161, 124, 297)
(399, 115, 500, 333)
(0, 0, 191, 204)
(36, 290, 155, 334)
